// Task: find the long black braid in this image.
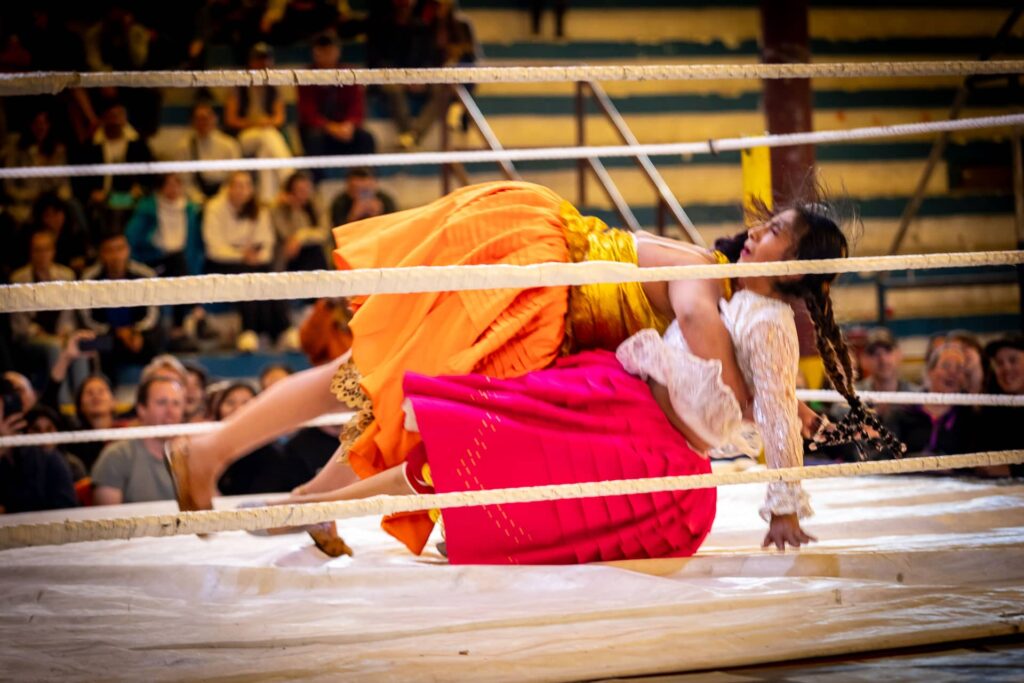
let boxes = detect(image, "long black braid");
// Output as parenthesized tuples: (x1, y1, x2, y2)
(740, 201, 906, 460)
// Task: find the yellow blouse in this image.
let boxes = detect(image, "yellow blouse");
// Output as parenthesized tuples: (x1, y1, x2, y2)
(559, 202, 673, 354)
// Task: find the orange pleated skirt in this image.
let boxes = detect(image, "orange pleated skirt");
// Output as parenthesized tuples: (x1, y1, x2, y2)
(332, 181, 573, 553)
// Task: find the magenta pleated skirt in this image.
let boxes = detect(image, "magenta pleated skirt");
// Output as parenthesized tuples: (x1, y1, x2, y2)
(402, 350, 717, 565)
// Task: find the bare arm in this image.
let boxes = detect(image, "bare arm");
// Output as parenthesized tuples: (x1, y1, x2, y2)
(93, 486, 124, 505)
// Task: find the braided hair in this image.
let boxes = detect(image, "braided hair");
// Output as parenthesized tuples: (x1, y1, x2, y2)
(720, 200, 905, 459)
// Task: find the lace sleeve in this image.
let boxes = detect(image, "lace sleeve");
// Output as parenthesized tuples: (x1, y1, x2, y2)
(748, 318, 813, 521)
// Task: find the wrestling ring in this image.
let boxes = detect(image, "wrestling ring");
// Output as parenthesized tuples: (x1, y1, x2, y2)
(2, 59, 1024, 681)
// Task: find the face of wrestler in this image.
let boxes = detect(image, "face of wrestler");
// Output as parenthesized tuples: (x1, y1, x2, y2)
(993, 348, 1024, 395)
(926, 345, 966, 394)
(218, 386, 255, 421)
(79, 377, 114, 419)
(739, 209, 798, 264)
(137, 380, 185, 427)
(227, 172, 254, 208)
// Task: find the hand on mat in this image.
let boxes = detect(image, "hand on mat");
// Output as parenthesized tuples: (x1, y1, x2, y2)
(762, 513, 816, 551)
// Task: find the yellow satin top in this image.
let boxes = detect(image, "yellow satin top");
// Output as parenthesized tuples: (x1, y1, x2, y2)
(559, 202, 673, 354)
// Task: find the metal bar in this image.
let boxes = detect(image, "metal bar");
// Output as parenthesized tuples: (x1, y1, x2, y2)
(1013, 124, 1024, 331)
(587, 158, 641, 232)
(440, 86, 452, 195)
(587, 81, 703, 244)
(576, 81, 587, 207)
(888, 7, 1022, 256)
(453, 85, 520, 181)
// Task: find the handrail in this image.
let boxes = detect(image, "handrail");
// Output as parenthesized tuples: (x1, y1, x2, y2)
(440, 84, 520, 194)
(585, 81, 703, 245)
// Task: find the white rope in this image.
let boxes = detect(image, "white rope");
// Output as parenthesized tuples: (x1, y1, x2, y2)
(2, 250, 1021, 313)
(3, 112, 1023, 180)
(2, 60, 1023, 95)
(1, 449, 1020, 551)
(0, 411, 354, 449)
(798, 390, 1024, 406)
(3, 391, 1017, 449)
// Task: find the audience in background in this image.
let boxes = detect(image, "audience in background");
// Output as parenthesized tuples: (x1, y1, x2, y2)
(223, 42, 294, 199)
(297, 32, 375, 180)
(182, 361, 210, 423)
(174, 101, 242, 202)
(202, 171, 291, 351)
(92, 376, 184, 505)
(81, 231, 162, 385)
(271, 171, 329, 271)
(24, 404, 88, 482)
(259, 363, 294, 391)
(9, 228, 78, 386)
(126, 173, 205, 279)
(975, 336, 1024, 476)
(31, 192, 92, 275)
(3, 108, 72, 225)
(0, 376, 78, 514)
(329, 167, 397, 227)
(209, 381, 292, 495)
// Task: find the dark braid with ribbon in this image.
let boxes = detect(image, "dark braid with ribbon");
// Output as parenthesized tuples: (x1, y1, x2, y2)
(727, 198, 906, 460)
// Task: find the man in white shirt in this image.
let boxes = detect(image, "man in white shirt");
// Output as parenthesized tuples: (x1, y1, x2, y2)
(174, 101, 242, 202)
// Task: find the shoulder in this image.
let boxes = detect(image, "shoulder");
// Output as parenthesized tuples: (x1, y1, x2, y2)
(10, 265, 31, 283)
(52, 264, 76, 281)
(93, 440, 140, 469)
(128, 261, 157, 278)
(81, 263, 103, 280)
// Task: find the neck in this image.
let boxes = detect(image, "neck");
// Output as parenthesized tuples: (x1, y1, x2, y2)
(87, 412, 113, 429)
(143, 437, 165, 460)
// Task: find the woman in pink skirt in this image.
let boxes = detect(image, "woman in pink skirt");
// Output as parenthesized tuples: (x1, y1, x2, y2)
(262, 200, 902, 564)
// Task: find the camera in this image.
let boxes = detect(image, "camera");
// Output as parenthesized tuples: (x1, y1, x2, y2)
(0, 378, 23, 418)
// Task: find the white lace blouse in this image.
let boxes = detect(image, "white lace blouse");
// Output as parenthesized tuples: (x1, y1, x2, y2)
(616, 289, 813, 521)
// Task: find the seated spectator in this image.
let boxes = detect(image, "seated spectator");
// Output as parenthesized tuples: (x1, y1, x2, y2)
(3, 108, 72, 225)
(92, 376, 185, 505)
(271, 171, 329, 271)
(31, 192, 92, 274)
(946, 330, 984, 394)
(367, 3, 446, 150)
(224, 43, 294, 199)
(209, 381, 291, 495)
(70, 99, 153, 215)
(203, 171, 291, 350)
(886, 342, 973, 457)
(438, 0, 483, 132)
(81, 230, 162, 385)
(976, 335, 1024, 477)
(125, 173, 204, 278)
(0, 377, 77, 514)
(182, 361, 210, 423)
(174, 101, 242, 202)
(140, 354, 189, 386)
(258, 0, 341, 44)
(329, 167, 397, 226)
(24, 404, 88, 482)
(259, 363, 293, 391)
(125, 172, 204, 342)
(852, 328, 917, 421)
(9, 228, 78, 387)
(297, 32, 375, 181)
(299, 298, 353, 365)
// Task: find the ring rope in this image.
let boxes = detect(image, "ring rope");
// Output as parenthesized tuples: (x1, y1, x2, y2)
(3, 250, 1021, 313)
(3, 391, 1020, 450)
(1, 449, 1021, 551)
(0, 411, 356, 449)
(3, 112, 1023, 180)
(2, 60, 1023, 95)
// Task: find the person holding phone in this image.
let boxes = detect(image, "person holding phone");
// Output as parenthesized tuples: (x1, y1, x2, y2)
(329, 167, 397, 227)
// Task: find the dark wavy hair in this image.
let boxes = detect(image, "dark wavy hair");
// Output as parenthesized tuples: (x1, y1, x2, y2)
(715, 196, 904, 459)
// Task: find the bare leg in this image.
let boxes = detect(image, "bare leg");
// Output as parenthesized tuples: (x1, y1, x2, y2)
(176, 352, 349, 509)
(293, 445, 360, 494)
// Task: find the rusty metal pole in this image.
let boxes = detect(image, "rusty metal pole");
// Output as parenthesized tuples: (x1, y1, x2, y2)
(576, 81, 587, 208)
(760, 0, 815, 205)
(440, 85, 452, 196)
(1013, 125, 1024, 330)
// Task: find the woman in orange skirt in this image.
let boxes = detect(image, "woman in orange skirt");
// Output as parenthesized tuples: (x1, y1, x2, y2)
(167, 181, 750, 555)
